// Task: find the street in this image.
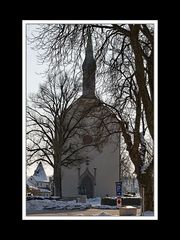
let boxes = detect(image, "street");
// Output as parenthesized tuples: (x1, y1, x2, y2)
(27, 208, 120, 216)
(27, 208, 142, 217)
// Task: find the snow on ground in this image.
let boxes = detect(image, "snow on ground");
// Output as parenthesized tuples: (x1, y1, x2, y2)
(87, 197, 117, 209)
(87, 197, 101, 207)
(92, 205, 117, 209)
(26, 197, 154, 216)
(144, 211, 154, 216)
(26, 199, 91, 212)
(26, 197, 118, 212)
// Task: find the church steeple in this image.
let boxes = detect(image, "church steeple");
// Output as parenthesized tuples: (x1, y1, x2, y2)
(82, 28, 96, 98)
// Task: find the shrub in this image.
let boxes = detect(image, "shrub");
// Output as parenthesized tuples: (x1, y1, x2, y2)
(101, 197, 116, 206)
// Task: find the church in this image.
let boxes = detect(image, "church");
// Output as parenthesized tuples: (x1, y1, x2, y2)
(27, 162, 51, 197)
(61, 31, 121, 198)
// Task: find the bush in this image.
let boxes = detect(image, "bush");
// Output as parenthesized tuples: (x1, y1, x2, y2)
(121, 197, 141, 206)
(101, 197, 116, 206)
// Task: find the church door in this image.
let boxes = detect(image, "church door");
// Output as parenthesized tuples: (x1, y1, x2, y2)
(79, 175, 94, 198)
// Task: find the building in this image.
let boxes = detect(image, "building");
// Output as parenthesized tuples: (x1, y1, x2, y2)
(27, 162, 51, 197)
(61, 30, 121, 198)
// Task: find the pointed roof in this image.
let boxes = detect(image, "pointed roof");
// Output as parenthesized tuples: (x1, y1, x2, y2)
(79, 168, 95, 183)
(33, 161, 48, 182)
(82, 28, 96, 98)
(85, 28, 94, 60)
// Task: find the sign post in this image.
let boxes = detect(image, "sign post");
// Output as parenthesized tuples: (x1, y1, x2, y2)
(116, 181, 122, 216)
(116, 181, 122, 196)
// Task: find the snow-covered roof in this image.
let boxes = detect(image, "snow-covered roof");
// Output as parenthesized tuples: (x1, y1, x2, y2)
(26, 178, 36, 187)
(39, 188, 51, 193)
(33, 176, 49, 182)
(27, 184, 39, 190)
(33, 162, 49, 182)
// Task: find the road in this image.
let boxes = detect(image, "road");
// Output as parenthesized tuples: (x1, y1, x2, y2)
(27, 208, 120, 216)
(27, 208, 141, 217)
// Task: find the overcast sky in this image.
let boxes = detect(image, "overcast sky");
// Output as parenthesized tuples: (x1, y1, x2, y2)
(26, 25, 53, 177)
(26, 25, 47, 96)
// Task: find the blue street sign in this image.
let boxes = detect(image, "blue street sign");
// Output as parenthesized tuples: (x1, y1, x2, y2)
(116, 181, 122, 196)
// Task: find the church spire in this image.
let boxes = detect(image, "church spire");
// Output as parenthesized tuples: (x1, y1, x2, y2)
(82, 28, 96, 98)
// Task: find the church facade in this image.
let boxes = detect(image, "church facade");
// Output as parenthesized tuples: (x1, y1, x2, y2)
(61, 30, 121, 198)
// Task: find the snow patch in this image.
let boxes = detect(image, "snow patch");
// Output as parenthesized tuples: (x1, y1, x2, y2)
(26, 199, 91, 212)
(92, 205, 117, 209)
(87, 197, 101, 206)
(144, 211, 154, 216)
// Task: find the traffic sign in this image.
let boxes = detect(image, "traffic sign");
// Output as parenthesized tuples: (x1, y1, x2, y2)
(116, 197, 122, 208)
(116, 181, 122, 196)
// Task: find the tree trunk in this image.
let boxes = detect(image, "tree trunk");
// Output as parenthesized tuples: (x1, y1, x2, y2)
(54, 161, 62, 198)
(120, 121, 154, 211)
(53, 124, 63, 198)
(138, 162, 154, 211)
(139, 180, 153, 212)
(144, 176, 154, 211)
(129, 25, 154, 140)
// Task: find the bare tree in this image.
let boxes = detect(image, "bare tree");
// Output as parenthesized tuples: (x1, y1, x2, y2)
(29, 23, 153, 139)
(94, 24, 154, 210)
(102, 92, 154, 210)
(27, 70, 120, 197)
(28, 23, 154, 209)
(27, 71, 95, 197)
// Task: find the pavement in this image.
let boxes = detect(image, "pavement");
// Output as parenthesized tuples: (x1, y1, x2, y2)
(26, 207, 142, 216)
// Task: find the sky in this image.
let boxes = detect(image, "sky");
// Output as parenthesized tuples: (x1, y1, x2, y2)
(26, 25, 47, 96)
(26, 25, 53, 177)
